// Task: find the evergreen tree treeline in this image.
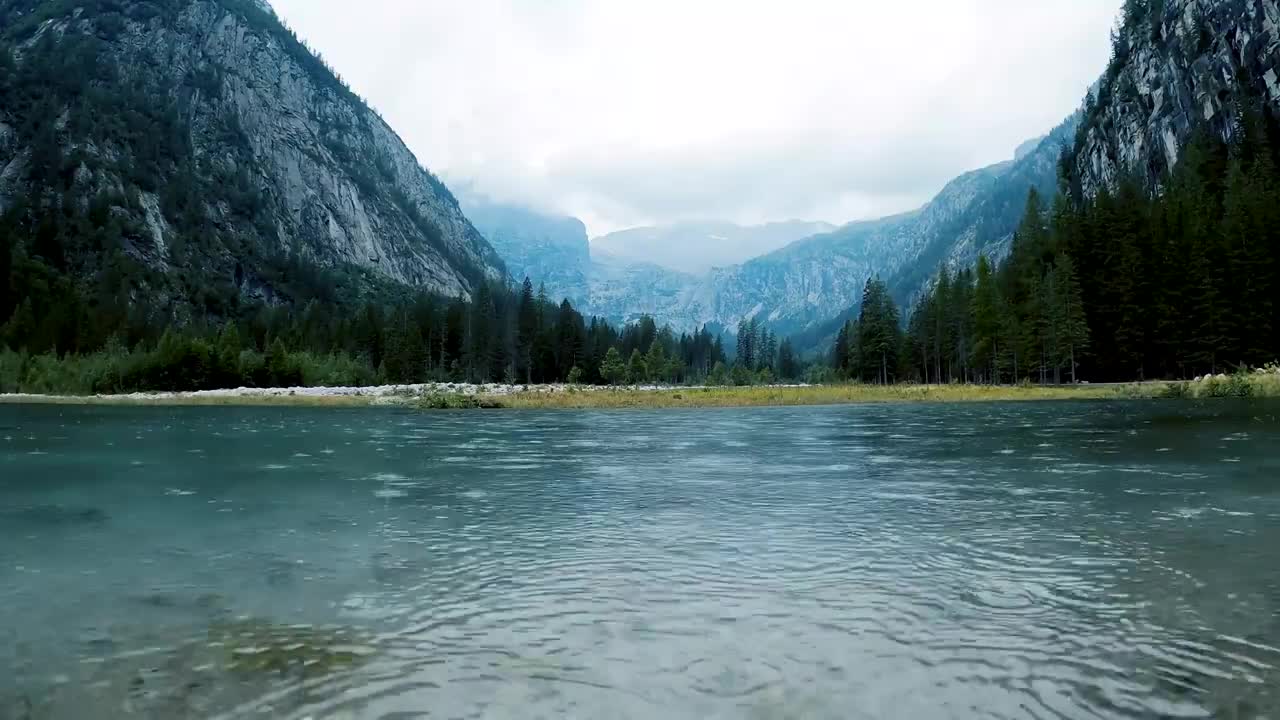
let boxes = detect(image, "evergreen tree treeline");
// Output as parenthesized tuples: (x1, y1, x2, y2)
(900, 106, 1280, 384)
(1, 261, 786, 392)
(830, 102, 1280, 385)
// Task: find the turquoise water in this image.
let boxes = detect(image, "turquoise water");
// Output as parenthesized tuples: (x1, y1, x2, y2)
(1, 402, 1279, 718)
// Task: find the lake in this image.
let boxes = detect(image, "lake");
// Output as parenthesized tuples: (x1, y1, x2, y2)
(2, 402, 1279, 719)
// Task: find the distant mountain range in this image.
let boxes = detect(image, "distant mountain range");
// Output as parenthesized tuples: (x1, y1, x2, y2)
(464, 117, 1074, 350)
(592, 220, 835, 275)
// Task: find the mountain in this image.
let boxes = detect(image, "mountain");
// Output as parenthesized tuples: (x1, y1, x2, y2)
(587, 249, 703, 328)
(592, 220, 835, 275)
(467, 124, 1074, 344)
(0, 0, 503, 327)
(458, 193, 590, 308)
(456, 196, 703, 328)
(680, 115, 1075, 347)
(1069, 0, 1280, 197)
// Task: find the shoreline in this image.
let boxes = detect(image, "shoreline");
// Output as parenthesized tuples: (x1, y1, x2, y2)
(0, 381, 1138, 409)
(2, 371, 1275, 409)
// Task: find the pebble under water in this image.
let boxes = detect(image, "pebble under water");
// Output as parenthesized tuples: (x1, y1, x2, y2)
(1, 401, 1279, 719)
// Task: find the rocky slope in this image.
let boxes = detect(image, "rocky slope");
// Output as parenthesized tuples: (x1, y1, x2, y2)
(457, 196, 703, 327)
(0, 0, 503, 314)
(458, 193, 590, 308)
(788, 117, 1077, 353)
(1072, 0, 1280, 195)
(593, 220, 835, 275)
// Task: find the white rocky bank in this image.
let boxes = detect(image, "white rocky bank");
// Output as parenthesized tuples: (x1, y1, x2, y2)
(0, 382, 698, 405)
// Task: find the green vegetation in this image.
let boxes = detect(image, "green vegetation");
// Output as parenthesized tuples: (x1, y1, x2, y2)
(829, 95, 1280, 389)
(0, 4, 770, 397)
(0, 278, 749, 395)
(2, 0, 1276, 404)
(484, 383, 1121, 410)
(0, 0, 496, 370)
(208, 619, 375, 678)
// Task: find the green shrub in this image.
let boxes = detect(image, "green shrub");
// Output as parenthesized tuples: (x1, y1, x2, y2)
(411, 393, 499, 410)
(295, 352, 377, 387)
(0, 348, 25, 393)
(1225, 372, 1254, 398)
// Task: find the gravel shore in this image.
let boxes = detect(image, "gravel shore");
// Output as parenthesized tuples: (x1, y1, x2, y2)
(0, 382, 687, 406)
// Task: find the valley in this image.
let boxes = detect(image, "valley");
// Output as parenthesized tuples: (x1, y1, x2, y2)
(3, 3, 1280, 719)
(0, 0, 1278, 392)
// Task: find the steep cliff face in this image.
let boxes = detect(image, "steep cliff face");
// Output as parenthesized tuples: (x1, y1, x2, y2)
(1073, 0, 1280, 195)
(0, 0, 502, 312)
(459, 194, 591, 309)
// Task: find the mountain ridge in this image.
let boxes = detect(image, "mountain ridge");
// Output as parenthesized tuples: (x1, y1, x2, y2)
(0, 0, 504, 328)
(467, 124, 1073, 347)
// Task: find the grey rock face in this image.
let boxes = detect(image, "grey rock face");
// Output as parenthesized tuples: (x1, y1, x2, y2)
(460, 196, 591, 308)
(1074, 0, 1280, 195)
(0, 0, 502, 301)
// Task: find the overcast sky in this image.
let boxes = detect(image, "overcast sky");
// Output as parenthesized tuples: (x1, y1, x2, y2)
(269, 0, 1123, 237)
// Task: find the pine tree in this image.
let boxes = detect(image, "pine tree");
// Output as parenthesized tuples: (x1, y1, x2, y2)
(1054, 254, 1089, 383)
(466, 284, 495, 382)
(626, 348, 647, 385)
(216, 323, 242, 383)
(599, 346, 625, 385)
(516, 277, 537, 383)
(762, 330, 777, 372)
(1220, 130, 1276, 366)
(0, 225, 12, 323)
(644, 339, 667, 383)
(933, 267, 951, 381)
(856, 278, 900, 384)
(832, 322, 850, 376)
(555, 299, 584, 381)
(777, 338, 798, 380)
(970, 255, 1002, 383)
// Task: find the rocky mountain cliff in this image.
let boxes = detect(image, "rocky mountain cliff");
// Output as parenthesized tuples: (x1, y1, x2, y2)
(1072, 0, 1280, 195)
(0, 0, 503, 319)
(592, 220, 835, 275)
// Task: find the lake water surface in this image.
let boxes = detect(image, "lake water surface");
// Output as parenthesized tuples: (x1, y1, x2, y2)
(2, 402, 1279, 719)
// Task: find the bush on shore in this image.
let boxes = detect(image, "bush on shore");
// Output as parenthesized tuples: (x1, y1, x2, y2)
(0, 335, 379, 395)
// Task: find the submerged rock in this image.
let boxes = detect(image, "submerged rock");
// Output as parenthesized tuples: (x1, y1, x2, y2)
(209, 619, 376, 679)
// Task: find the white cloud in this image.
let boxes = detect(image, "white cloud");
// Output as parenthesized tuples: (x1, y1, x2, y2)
(269, 0, 1122, 236)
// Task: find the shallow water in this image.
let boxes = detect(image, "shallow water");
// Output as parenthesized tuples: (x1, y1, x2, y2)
(2, 401, 1279, 719)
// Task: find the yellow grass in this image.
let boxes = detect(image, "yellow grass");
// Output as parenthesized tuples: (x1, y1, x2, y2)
(480, 383, 1120, 410)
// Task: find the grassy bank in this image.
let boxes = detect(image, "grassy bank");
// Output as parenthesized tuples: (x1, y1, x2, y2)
(4, 368, 1278, 410)
(470, 383, 1121, 410)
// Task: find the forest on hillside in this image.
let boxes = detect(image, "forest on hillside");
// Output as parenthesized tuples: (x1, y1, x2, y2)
(1, 266, 811, 394)
(0, 2, 807, 394)
(832, 104, 1280, 385)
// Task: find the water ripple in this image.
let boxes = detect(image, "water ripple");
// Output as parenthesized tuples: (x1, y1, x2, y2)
(1, 402, 1279, 718)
